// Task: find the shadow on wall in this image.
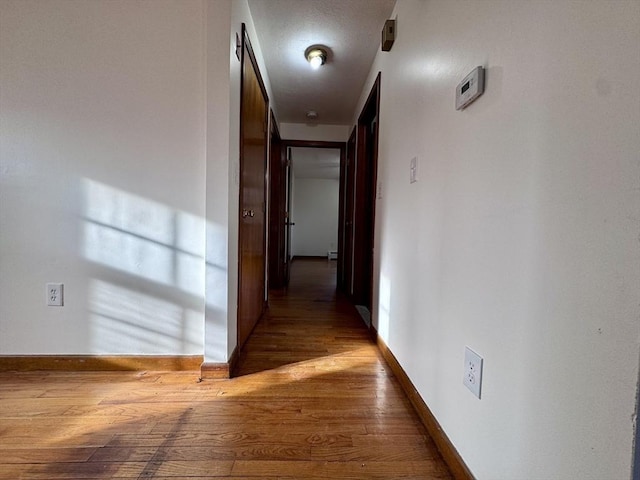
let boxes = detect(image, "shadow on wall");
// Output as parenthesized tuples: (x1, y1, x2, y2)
(81, 179, 220, 354)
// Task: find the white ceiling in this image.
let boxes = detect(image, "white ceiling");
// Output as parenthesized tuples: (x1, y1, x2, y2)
(248, 0, 396, 126)
(291, 147, 340, 179)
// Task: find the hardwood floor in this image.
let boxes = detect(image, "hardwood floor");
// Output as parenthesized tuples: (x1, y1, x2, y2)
(0, 259, 452, 479)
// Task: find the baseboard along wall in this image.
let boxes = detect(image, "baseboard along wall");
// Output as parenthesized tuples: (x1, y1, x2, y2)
(0, 355, 203, 372)
(371, 326, 475, 480)
(200, 346, 239, 380)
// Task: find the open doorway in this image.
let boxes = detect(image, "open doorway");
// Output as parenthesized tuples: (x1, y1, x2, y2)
(269, 140, 346, 291)
(289, 147, 340, 261)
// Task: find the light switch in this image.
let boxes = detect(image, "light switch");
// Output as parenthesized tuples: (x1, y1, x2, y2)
(410, 157, 418, 184)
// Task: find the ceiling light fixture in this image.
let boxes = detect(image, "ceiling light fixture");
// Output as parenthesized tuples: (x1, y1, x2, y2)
(305, 46, 327, 70)
(306, 110, 318, 120)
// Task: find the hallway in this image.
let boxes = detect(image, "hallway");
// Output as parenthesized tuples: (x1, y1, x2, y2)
(232, 258, 454, 478)
(0, 259, 452, 479)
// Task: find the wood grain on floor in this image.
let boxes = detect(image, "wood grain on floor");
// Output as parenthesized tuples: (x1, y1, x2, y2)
(0, 259, 452, 479)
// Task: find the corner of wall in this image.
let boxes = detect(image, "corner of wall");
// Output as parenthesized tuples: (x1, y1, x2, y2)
(204, 0, 233, 363)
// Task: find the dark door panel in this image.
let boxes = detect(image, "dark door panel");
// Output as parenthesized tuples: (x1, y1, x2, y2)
(238, 25, 269, 352)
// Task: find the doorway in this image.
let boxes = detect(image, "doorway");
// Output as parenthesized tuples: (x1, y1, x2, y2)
(289, 146, 340, 260)
(347, 73, 380, 315)
(269, 140, 346, 289)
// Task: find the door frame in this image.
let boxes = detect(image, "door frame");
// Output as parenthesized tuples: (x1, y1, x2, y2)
(284, 147, 292, 286)
(268, 110, 285, 288)
(339, 127, 357, 295)
(351, 72, 380, 310)
(278, 139, 346, 287)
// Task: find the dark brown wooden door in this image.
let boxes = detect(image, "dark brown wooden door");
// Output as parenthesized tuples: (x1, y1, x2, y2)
(352, 74, 380, 309)
(268, 111, 285, 289)
(238, 25, 269, 351)
(284, 148, 293, 286)
(339, 127, 357, 295)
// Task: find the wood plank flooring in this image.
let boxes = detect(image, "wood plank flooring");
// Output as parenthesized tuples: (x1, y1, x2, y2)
(0, 259, 452, 479)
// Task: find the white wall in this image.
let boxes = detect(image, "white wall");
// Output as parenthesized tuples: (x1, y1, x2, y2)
(0, 0, 274, 364)
(0, 0, 206, 355)
(280, 123, 350, 142)
(291, 179, 339, 257)
(204, 0, 232, 363)
(354, 1, 640, 479)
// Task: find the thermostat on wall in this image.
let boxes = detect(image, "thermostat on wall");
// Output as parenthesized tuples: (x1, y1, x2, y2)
(455, 66, 485, 110)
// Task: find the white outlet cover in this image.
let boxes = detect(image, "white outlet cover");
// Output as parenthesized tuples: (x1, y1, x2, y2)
(463, 346, 483, 398)
(47, 283, 64, 307)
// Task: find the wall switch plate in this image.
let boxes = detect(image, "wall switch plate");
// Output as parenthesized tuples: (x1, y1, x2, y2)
(410, 157, 418, 184)
(463, 346, 483, 398)
(47, 283, 64, 306)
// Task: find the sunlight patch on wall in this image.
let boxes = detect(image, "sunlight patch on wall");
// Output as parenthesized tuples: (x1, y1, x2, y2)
(203, 220, 229, 362)
(82, 179, 207, 354)
(82, 179, 205, 297)
(89, 279, 202, 354)
(205, 220, 228, 310)
(378, 272, 392, 341)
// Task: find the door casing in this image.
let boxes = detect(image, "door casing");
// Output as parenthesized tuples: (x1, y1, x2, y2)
(277, 140, 346, 287)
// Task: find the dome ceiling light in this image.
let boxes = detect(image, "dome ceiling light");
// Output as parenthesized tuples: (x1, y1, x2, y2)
(305, 45, 327, 70)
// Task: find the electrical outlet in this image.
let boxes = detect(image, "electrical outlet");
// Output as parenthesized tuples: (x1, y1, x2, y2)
(46, 283, 64, 307)
(463, 346, 483, 398)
